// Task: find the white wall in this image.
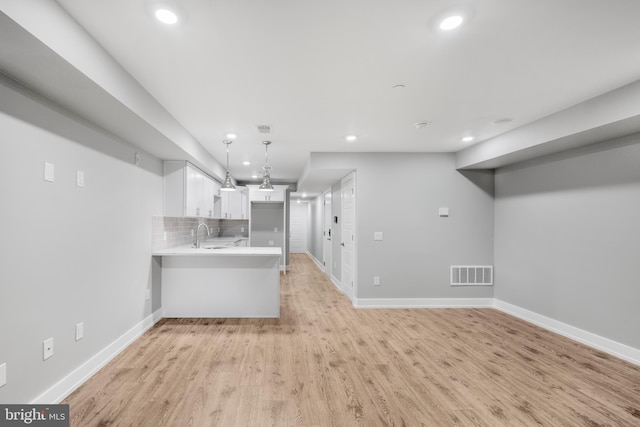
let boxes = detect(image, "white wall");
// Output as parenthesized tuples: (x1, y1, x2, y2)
(494, 135, 640, 350)
(330, 182, 342, 282)
(0, 80, 163, 403)
(308, 195, 324, 264)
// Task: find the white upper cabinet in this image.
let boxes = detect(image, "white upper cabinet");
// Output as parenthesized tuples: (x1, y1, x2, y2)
(202, 175, 217, 218)
(185, 163, 204, 217)
(221, 187, 247, 219)
(247, 185, 288, 202)
(164, 161, 222, 218)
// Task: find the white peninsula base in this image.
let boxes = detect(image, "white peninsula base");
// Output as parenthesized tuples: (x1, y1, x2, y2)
(153, 247, 281, 318)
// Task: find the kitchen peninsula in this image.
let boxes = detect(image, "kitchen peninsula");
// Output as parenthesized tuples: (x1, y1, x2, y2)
(152, 244, 281, 318)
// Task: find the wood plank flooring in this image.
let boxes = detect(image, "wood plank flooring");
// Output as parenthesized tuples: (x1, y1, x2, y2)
(64, 254, 640, 426)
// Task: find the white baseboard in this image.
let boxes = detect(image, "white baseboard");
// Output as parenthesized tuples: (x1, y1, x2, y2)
(329, 273, 342, 292)
(354, 298, 495, 309)
(494, 299, 640, 366)
(32, 309, 163, 404)
(307, 251, 325, 271)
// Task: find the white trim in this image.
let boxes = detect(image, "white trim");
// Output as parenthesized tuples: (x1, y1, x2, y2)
(494, 299, 640, 366)
(31, 309, 163, 404)
(354, 298, 495, 309)
(307, 251, 325, 271)
(329, 273, 342, 292)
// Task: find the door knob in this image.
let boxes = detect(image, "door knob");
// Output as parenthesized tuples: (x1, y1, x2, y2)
(340, 242, 345, 246)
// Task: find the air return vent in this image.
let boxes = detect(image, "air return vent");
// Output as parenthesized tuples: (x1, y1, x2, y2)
(257, 124, 272, 134)
(450, 265, 493, 286)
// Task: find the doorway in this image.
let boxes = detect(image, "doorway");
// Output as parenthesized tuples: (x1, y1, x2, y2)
(323, 190, 332, 277)
(341, 173, 356, 300)
(289, 202, 308, 253)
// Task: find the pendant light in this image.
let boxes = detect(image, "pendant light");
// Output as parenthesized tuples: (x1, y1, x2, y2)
(220, 140, 236, 191)
(259, 140, 274, 191)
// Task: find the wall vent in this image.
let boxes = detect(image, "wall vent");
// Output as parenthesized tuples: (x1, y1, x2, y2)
(257, 124, 272, 134)
(450, 265, 493, 286)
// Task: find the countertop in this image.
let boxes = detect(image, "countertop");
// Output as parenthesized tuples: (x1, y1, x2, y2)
(152, 244, 281, 257)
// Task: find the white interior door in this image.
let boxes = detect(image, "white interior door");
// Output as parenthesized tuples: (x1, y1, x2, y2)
(289, 203, 308, 253)
(323, 190, 332, 276)
(341, 173, 355, 300)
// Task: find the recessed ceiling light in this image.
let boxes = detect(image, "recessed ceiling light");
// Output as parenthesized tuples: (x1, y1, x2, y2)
(155, 8, 178, 24)
(242, 161, 251, 166)
(462, 136, 474, 142)
(251, 174, 258, 179)
(440, 15, 464, 31)
(226, 133, 237, 139)
(392, 84, 406, 90)
(346, 135, 357, 142)
(414, 121, 430, 130)
(302, 193, 307, 198)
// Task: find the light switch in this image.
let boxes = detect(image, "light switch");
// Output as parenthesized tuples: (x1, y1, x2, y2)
(373, 276, 381, 286)
(75, 322, 84, 341)
(274, 227, 278, 232)
(439, 207, 450, 217)
(374, 232, 383, 241)
(44, 162, 54, 182)
(76, 170, 85, 187)
(0, 363, 6, 387)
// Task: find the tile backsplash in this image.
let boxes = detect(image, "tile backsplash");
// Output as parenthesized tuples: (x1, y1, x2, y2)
(152, 216, 249, 251)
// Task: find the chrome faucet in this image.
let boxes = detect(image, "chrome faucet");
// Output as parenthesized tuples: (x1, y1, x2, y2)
(195, 223, 210, 248)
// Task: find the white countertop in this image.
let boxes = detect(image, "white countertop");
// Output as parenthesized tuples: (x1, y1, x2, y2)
(153, 244, 281, 257)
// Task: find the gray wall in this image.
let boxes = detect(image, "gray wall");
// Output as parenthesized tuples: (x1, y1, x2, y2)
(250, 202, 285, 253)
(307, 153, 495, 299)
(0, 81, 163, 403)
(494, 135, 640, 349)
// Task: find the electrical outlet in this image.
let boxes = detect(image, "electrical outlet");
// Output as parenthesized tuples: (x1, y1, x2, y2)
(135, 153, 140, 165)
(373, 276, 381, 286)
(274, 227, 278, 232)
(0, 363, 6, 388)
(268, 240, 274, 246)
(43, 338, 54, 360)
(75, 323, 84, 341)
(374, 232, 383, 241)
(145, 289, 151, 301)
(163, 231, 167, 241)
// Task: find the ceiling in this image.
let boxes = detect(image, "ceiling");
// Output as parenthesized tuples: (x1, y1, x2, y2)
(4, 0, 640, 191)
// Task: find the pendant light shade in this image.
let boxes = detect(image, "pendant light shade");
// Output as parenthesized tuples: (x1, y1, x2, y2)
(220, 140, 236, 192)
(259, 140, 274, 191)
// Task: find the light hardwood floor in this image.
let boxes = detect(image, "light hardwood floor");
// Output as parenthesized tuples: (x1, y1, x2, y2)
(64, 254, 640, 426)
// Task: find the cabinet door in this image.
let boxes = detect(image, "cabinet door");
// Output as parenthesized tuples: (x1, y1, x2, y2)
(267, 188, 285, 202)
(248, 187, 284, 202)
(203, 176, 215, 218)
(228, 191, 242, 219)
(185, 165, 203, 217)
(212, 180, 222, 218)
(241, 191, 248, 219)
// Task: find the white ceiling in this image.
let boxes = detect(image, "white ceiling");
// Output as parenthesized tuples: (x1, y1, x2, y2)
(8, 1, 640, 186)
